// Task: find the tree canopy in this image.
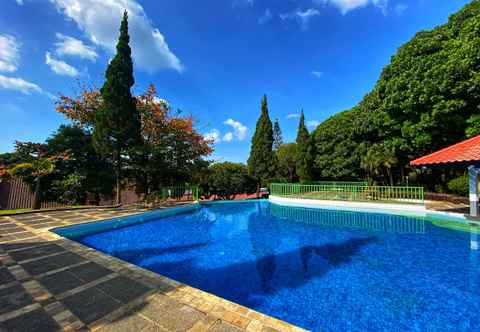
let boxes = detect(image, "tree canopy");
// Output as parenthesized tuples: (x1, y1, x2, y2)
(296, 111, 313, 182)
(93, 11, 141, 204)
(248, 95, 275, 186)
(312, 1, 480, 187)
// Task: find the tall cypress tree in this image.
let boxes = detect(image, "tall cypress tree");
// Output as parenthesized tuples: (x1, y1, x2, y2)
(273, 118, 283, 151)
(93, 11, 141, 205)
(296, 110, 313, 182)
(248, 95, 275, 188)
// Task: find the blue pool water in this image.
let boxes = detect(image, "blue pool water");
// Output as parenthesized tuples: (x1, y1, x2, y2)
(59, 201, 480, 331)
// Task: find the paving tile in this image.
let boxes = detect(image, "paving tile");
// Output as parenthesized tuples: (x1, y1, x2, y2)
(0, 227, 25, 235)
(21, 252, 86, 276)
(61, 286, 121, 325)
(209, 321, 244, 332)
(0, 239, 43, 252)
(155, 305, 209, 332)
(96, 276, 151, 304)
(69, 262, 113, 283)
(0, 308, 61, 332)
(9, 244, 65, 262)
(0, 284, 34, 315)
(96, 312, 152, 332)
(0, 267, 16, 284)
(37, 270, 85, 295)
(140, 294, 182, 319)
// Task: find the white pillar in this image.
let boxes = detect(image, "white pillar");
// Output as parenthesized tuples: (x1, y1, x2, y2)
(469, 166, 479, 217)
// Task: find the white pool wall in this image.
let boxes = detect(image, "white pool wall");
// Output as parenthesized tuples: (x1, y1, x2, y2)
(269, 195, 468, 222)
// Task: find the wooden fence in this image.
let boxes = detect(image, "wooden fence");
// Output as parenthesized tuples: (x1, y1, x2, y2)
(0, 178, 66, 210)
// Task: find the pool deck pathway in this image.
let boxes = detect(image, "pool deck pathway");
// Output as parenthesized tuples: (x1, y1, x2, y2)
(0, 205, 305, 332)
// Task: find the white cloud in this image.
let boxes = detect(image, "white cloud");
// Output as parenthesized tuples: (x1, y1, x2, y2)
(0, 34, 20, 73)
(0, 74, 42, 94)
(223, 132, 234, 142)
(258, 9, 273, 24)
(45, 52, 79, 77)
(311, 71, 323, 78)
(394, 3, 408, 15)
(224, 118, 248, 141)
(280, 8, 320, 29)
(306, 120, 320, 128)
(286, 113, 300, 119)
(55, 33, 98, 61)
(204, 129, 221, 144)
(51, 0, 182, 73)
(15, 0, 24, 4)
(315, 0, 388, 15)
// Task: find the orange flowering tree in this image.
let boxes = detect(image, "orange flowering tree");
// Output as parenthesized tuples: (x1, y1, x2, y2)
(57, 84, 213, 198)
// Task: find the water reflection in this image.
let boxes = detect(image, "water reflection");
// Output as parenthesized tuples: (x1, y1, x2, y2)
(270, 203, 426, 234)
(248, 203, 279, 293)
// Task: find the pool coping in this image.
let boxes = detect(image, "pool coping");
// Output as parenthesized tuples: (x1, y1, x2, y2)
(1, 204, 307, 332)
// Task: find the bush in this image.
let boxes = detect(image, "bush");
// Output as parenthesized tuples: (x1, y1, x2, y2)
(206, 162, 256, 199)
(447, 175, 468, 196)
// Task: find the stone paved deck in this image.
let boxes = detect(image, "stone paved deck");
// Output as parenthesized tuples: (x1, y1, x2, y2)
(0, 206, 306, 332)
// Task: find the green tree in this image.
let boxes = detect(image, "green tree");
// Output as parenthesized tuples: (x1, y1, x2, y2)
(248, 95, 275, 188)
(312, 1, 480, 190)
(7, 142, 61, 209)
(47, 125, 114, 204)
(273, 118, 283, 151)
(93, 11, 141, 205)
(296, 111, 313, 182)
(206, 162, 256, 200)
(276, 143, 297, 182)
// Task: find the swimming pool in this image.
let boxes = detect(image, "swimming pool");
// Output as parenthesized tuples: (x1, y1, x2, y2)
(55, 200, 480, 331)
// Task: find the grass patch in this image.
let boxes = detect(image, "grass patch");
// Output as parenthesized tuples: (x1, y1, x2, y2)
(0, 209, 32, 215)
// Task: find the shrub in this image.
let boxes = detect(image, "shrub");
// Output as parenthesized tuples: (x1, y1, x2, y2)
(447, 175, 468, 196)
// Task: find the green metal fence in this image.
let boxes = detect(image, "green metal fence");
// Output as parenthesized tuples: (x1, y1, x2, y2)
(312, 181, 368, 187)
(159, 185, 199, 201)
(269, 183, 424, 204)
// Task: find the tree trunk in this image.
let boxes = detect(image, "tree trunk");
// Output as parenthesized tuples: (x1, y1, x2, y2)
(115, 149, 121, 206)
(388, 168, 394, 186)
(32, 177, 41, 210)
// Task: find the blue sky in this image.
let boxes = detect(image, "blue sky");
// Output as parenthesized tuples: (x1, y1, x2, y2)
(0, 0, 471, 162)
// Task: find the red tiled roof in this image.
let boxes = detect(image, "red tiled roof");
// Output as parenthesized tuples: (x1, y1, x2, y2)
(410, 135, 480, 167)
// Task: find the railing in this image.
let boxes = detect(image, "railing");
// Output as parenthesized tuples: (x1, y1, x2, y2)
(313, 181, 368, 187)
(269, 183, 424, 204)
(160, 185, 199, 201)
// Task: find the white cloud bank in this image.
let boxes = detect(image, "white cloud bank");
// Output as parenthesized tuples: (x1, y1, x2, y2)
(311, 70, 323, 78)
(286, 113, 300, 119)
(224, 118, 248, 141)
(0, 34, 47, 96)
(204, 129, 221, 144)
(0, 34, 20, 73)
(45, 52, 79, 77)
(204, 119, 248, 144)
(280, 8, 320, 29)
(0, 74, 42, 94)
(307, 120, 320, 129)
(314, 0, 388, 14)
(55, 33, 98, 61)
(50, 0, 183, 73)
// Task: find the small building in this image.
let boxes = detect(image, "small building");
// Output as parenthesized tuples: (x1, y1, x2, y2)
(410, 135, 480, 217)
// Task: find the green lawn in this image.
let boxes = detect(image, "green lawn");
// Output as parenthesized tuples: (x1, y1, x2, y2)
(0, 209, 32, 216)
